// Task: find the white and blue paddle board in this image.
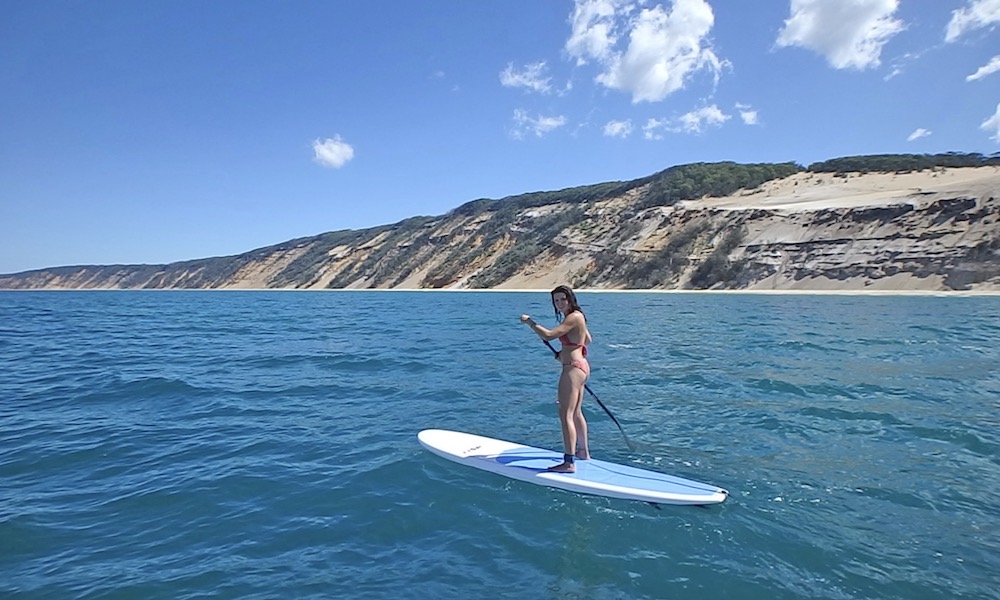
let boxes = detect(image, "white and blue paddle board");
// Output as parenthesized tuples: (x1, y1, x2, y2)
(418, 429, 728, 506)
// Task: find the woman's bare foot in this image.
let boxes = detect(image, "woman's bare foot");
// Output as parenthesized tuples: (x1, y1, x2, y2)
(546, 461, 576, 473)
(575, 450, 590, 460)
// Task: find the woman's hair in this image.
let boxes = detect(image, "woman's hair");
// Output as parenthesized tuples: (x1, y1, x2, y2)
(551, 285, 583, 321)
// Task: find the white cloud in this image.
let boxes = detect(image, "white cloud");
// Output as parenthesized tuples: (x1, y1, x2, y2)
(678, 104, 731, 133)
(967, 55, 1000, 81)
(641, 105, 731, 139)
(946, 0, 1000, 42)
(565, 0, 622, 65)
(500, 62, 553, 94)
(883, 50, 926, 81)
(736, 103, 759, 125)
(603, 119, 633, 138)
(565, 0, 725, 103)
(981, 102, 1000, 142)
(907, 128, 932, 141)
(643, 118, 668, 140)
(511, 110, 568, 139)
(776, 0, 905, 70)
(312, 136, 354, 169)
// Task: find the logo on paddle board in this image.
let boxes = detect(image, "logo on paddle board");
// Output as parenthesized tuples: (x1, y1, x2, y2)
(462, 445, 481, 456)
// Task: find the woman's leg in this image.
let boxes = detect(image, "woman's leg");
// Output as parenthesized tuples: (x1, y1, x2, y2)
(573, 387, 589, 459)
(549, 367, 587, 472)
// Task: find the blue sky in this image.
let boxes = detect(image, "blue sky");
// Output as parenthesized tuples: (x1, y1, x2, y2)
(2, 0, 999, 274)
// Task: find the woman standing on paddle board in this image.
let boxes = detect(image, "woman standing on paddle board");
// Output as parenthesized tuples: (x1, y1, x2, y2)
(520, 285, 592, 473)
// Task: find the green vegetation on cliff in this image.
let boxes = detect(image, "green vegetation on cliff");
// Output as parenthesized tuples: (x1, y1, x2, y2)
(808, 152, 1000, 174)
(638, 162, 802, 209)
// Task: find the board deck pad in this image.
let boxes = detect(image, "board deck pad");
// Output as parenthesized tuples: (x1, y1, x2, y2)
(418, 429, 728, 505)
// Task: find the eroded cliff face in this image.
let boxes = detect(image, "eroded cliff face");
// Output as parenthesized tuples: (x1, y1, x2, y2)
(736, 197, 997, 290)
(3, 168, 998, 291)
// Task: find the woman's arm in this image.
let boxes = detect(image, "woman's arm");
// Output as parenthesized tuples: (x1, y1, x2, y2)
(520, 312, 582, 341)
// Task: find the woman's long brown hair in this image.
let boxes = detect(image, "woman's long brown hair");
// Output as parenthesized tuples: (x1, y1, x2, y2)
(551, 285, 583, 322)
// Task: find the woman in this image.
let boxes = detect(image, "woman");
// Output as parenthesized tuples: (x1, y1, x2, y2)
(520, 285, 592, 473)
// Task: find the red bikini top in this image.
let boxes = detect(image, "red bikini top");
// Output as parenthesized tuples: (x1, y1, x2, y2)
(558, 335, 588, 357)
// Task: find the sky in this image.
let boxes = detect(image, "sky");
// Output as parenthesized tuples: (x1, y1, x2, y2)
(2, 0, 1000, 274)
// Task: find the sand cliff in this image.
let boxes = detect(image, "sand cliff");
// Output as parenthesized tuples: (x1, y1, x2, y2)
(3, 166, 998, 292)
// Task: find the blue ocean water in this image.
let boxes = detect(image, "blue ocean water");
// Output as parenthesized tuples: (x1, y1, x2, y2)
(1, 290, 998, 600)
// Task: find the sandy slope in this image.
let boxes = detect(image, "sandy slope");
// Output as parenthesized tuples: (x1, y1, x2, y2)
(679, 167, 1000, 212)
(499, 167, 1000, 292)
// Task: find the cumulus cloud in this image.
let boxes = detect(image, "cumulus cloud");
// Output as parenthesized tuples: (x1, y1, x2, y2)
(678, 104, 731, 133)
(603, 119, 634, 138)
(565, 0, 622, 65)
(946, 0, 1000, 42)
(776, 0, 905, 70)
(500, 62, 553, 94)
(640, 105, 730, 138)
(981, 103, 1000, 142)
(312, 136, 354, 169)
(511, 110, 568, 139)
(736, 103, 759, 125)
(967, 55, 1000, 81)
(565, 0, 725, 103)
(907, 128, 932, 141)
(643, 118, 669, 140)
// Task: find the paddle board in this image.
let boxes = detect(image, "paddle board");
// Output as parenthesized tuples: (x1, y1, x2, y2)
(418, 429, 728, 506)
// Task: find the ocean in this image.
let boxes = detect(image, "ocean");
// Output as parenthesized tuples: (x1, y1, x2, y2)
(1, 290, 998, 599)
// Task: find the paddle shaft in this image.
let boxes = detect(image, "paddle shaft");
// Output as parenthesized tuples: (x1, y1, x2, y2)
(542, 339, 634, 451)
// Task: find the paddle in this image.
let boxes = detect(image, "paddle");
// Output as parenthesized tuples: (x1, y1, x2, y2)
(542, 339, 635, 452)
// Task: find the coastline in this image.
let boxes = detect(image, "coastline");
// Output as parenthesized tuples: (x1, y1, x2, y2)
(2, 287, 999, 296)
(3, 166, 997, 293)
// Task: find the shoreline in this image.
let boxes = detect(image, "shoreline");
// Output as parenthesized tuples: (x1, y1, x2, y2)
(2, 287, 999, 297)
(5, 167, 998, 293)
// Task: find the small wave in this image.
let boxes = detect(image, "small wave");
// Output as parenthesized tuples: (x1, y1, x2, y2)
(748, 377, 809, 398)
(240, 352, 434, 374)
(73, 376, 213, 405)
(901, 424, 1000, 459)
(800, 406, 904, 427)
